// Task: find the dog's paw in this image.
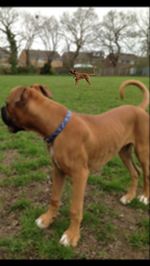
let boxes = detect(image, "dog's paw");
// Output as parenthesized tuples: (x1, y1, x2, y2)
(138, 195, 149, 205)
(59, 233, 70, 247)
(35, 212, 55, 229)
(120, 195, 131, 205)
(59, 230, 80, 247)
(35, 217, 48, 229)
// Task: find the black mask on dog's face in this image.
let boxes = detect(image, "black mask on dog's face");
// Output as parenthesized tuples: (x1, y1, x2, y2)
(1, 106, 25, 133)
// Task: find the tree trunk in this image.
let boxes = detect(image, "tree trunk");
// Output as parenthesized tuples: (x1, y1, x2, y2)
(25, 49, 30, 67)
(6, 26, 18, 74)
(69, 45, 81, 69)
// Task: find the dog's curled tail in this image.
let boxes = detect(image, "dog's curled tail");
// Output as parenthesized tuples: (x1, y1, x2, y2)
(119, 80, 149, 110)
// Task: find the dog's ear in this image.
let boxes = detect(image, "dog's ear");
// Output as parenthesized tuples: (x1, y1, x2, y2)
(39, 85, 53, 99)
(14, 87, 29, 106)
(31, 84, 53, 99)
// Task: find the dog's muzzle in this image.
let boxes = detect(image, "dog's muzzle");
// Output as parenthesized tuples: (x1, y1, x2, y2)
(1, 106, 25, 133)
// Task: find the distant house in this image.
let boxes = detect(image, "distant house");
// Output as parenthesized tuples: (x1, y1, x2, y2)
(0, 47, 10, 67)
(61, 52, 75, 69)
(75, 51, 104, 65)
(118, 53, 137, 66)
(104, 53, 137, 68)
(61, 51, 104, 71)
(18, 49, 63, 69)
(101, 53, 138, 76)
(133, 56, 149, 76)
(117, 54, 149, 76)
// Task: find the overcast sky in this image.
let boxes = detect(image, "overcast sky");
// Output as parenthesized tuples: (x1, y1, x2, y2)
(18, 6, 148, 19)
(2, 6, 148, 55)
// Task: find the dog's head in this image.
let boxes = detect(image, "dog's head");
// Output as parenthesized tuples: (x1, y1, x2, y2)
(69, 69, 76, 74)
(1, 84, 53, 133)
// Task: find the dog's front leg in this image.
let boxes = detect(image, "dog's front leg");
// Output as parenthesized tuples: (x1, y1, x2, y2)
(60, 168, 89, 247)
(85, 77, 91, 85)
(36, 165, 66, 229)
(75, 78, 79, 86)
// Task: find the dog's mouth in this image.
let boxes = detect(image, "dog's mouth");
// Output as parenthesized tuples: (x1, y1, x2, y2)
(1, 106, 25, 133)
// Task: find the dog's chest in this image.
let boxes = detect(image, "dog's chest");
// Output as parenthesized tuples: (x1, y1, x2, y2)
(50, 147, 54, 157)
(50, 147, 61, 169)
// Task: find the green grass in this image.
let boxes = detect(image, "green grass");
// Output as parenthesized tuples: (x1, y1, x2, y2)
(127, 218, 150, 248)
(10, 198, 32, 211)
(0, 75, 149, 259)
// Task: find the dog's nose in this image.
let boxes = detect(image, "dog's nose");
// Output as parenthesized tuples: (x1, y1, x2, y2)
(1, 105, 25, 133)
(1, 105, 13, 128)
(1, 105, 14, 127)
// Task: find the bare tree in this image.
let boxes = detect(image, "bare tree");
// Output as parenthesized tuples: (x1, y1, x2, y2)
(136, 9, 149, 57)
(95, 10, 137, 67)
(35, 15, 60, 64)
(60, 7, 99, 69)
(19, 12, 40, 67)
(40, 16, 60, 51)
(0, 7, 18, 73)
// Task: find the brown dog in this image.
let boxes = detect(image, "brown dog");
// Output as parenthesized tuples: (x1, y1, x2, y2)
(69, 68, 95, 85)
(1, 80, 149, 247)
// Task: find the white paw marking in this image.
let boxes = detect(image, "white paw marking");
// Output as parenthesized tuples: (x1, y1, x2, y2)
(59, 233, 70, 246)
(138, 195, 149, 205)
(120, 195, 130, 205)
(35, 217, 47, 229)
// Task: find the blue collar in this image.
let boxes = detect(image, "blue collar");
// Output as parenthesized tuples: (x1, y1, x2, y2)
(44, 110, 72, 144)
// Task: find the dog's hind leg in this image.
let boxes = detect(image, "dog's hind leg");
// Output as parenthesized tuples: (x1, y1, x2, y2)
(36, 165, 66, 228)
(135, 145, 149, 205)
(119, 144, 140, 205)
(60, 167, 89, 247)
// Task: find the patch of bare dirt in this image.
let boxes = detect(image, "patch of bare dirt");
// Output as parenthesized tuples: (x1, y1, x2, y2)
(0, 186, 21, 238)
(2, 149, 19, 165)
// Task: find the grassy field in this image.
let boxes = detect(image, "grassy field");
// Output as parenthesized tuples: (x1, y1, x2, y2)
(0, 75, 149, 259)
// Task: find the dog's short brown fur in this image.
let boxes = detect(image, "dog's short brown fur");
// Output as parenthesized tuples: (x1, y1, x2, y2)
(1, 80, 149, 247)
(69, 68, 95, 85)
